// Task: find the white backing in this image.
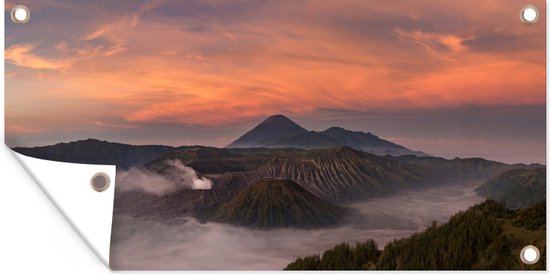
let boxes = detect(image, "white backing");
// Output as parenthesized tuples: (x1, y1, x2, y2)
(10, 151, 115, 267)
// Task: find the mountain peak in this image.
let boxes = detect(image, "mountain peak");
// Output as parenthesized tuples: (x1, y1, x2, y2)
(323, 126, 373, 136)
(226, 115, 307, 148)
(258, 114, 303, 128)
(226, 114, 425, 157)
(324, 126, 346, 132)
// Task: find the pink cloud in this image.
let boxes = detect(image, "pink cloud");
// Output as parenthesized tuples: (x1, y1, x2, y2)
(5, 44, 71, 70)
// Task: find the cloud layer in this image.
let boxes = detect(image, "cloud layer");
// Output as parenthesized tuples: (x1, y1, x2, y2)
(110, 181, 484, 269)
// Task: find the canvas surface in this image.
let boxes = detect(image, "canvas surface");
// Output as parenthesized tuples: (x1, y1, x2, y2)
(5, 0, 546, 270)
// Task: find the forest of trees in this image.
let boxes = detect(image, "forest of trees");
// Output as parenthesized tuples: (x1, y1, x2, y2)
(285, 200, 545, 270)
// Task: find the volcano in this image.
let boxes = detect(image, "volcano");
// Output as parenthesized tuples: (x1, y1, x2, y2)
(211, 178, 346, 229)
(227, 114, 426, 157)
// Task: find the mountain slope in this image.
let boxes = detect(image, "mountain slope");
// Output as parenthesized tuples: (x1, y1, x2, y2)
(114, 173, 248, 218)
(115, 146, 525, 222)
(277, 131, 339, 148)
(145, 146, 523, 204)
(226, 114, 425, 156)
(12, 139, 174, 169)
(116, 147, 440, 219)
(388, 155, 538, 181)
(476, 168, 546, 209)
(230, 147, 439, 202)
(227, 115, 309, 148)
(286, 200, 546, 270)
(210, 178, 346, 228)
(320, 127, 427, 156)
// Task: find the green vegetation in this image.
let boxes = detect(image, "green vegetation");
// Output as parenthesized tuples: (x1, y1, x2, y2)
(285, 200, 545, 270)
(476, 168, 546, 209)
(288, 240, 381, 270)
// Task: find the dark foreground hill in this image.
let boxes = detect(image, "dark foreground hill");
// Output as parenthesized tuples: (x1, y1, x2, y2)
(476, 168, 546, 209)
(209, 178, 346, 229)
(286, 200, 546, 270)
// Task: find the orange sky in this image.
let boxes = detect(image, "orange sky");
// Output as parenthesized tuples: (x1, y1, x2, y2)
(4, 0, 546, 163)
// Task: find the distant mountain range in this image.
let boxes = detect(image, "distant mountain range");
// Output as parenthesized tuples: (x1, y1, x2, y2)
(476, 168, 546, 209)
(146, 146, 538, 202)
(11, 124, 545, 229)
(13, 139, 174, 169)
(226, 115, 427, 157)
(113, 145, 541, 227)
(112, 145, 432, 221)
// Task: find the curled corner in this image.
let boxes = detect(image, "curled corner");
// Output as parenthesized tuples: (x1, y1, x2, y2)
(9, 149, 115, 268)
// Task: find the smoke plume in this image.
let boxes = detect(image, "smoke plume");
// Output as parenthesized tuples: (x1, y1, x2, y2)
(116, 160, 212, 196)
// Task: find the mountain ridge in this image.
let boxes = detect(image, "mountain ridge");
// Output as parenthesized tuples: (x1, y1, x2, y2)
(109, 145, 533, 228)
(226, 114, 427, 157)
(12, 139, 175, 169)
(476, 168, 546, 209)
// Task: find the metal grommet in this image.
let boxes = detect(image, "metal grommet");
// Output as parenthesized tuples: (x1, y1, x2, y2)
(91, 173, 110, 192)
(519, 4, 539, 24)
(10, 5, 31, 24)
(520, 245, 540, 265)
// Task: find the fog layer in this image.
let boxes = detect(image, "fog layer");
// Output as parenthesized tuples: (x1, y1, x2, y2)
(110, 181, 484, 270)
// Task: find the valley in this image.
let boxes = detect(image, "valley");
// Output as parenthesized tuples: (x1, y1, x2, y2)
(110, 181, 485, 270)
(11, 114, 546, 270)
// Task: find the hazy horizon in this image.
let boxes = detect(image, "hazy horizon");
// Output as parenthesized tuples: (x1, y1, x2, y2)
(7, 109, 546, 165)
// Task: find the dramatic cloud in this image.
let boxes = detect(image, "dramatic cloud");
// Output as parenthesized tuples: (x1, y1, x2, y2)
(5, 44, 71, 70)
(5, 0, 546, 164)
(394, 28, 472, 55)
